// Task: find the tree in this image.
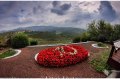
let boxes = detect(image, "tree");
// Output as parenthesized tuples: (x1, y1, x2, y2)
(87, 21, 99, 41)
(80, 32, 91, 42)
(87, 20, 114, 42)
(112, 24, 120, 41)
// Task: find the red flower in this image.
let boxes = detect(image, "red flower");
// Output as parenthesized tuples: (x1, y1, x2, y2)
(37, 44, 89, 67)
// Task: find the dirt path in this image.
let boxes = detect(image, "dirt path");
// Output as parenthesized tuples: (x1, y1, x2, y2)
(0, 42, 110, 78)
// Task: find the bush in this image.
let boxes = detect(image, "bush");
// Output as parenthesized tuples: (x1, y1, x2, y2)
(11, 33, 29, 48)
(97, 35, 107, 42)
(29, 39, 38, 45)
(72, 37, 81, 43)
(97, 42, 106, 47)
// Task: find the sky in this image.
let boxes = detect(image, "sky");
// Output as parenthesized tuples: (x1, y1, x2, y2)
(0, 1, 120, 31)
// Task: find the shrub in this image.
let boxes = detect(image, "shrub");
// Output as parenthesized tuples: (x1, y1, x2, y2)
(97, 42, 106, 47)
(29, 39, 38, 45)
(97, 34, 107, 42)
(11, 33, 29, 48)
(5, 38, 11, 47)
(72, 37, 81, 43)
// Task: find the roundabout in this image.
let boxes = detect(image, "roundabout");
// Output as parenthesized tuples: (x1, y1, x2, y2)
(35, 45, 89, 67)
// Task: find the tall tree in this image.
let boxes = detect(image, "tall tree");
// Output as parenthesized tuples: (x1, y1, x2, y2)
(87, 20, 114, 42)
(113, 24, 120, 41)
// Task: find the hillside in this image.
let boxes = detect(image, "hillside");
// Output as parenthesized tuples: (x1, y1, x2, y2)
(12, 26, 85, 34)
(0, 26, 86, 45)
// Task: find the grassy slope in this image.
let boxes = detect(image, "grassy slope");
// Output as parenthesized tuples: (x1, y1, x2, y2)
(0, 28, 85, 45)
(25, 31, 81, 44)
(90, 49, 111, 72)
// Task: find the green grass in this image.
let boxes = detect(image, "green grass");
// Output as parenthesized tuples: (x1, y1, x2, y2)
(90, 50, 110, 72)
(26, 31, 73, 45)
(0, 49, 16, 58)
(37, 38, 72, 45)
(97, 42, 107, 47)
(0, 31, 79, 45)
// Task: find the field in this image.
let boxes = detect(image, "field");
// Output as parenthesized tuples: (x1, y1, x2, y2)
(26, 31, 73, 44)
(0, 31, 84, 45)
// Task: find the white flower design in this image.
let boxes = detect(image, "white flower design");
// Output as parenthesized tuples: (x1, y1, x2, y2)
(54, 45, 78, 57)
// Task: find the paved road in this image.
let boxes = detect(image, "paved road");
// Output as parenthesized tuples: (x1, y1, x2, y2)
(0, 42, 108, 78)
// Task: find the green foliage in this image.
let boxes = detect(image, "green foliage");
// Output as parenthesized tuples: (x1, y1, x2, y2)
(97, 42, 106, 47)
(72, 32, 90, 43)
(87, 20, 117, 42)
(0, 32, 15, 47)
(0, 36, 8, 47)
(29, 38, 38, 45)
(90, 50, 110, 72)
(72, 37, 81, 43)
(27, 31, 77, 44)
(112, 24, 120, 41)
(0, 49, 16, 58)
(80, 32, 90, 42)
(11, 33, 29, 48)
(5, 32, 14, 47)
(87, 21, 99, 41)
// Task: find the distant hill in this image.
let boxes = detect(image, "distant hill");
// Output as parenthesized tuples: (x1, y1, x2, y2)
(0, 26, 86, 44)
(12, 26, 86, 34)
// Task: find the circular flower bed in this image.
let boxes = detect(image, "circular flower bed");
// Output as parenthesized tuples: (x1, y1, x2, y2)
(36, 45, 89, 67)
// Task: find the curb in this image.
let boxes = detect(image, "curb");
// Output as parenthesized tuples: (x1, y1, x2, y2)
(3, 49, 21, 59)
(92, 44, 109, 48)
(34, 53, 39, 62)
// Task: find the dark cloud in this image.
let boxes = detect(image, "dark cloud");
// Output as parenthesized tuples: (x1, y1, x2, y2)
(99, 1, 117, 21)
(0, 1, 16, 18)
(71, 13, 92, 23)
(51, 2, 71, 15)
(21, 9, 25, 13)
(33, 7, 37, 14)
(51, 9, 64, 15)
(0, 1, 21, 21)
(52, 1, 60, 7)
(60, 4, 71, 11)
(0, 2, 15, 14)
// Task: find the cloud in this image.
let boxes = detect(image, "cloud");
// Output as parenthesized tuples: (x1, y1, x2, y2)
(99, 1, 117, 22)
(0, 2, 14, 13)
(0, 2, 16, 19)
(111, 1, 120, 14)
(52, 1, 60, 7)
(51, 2, 71, 15)
(0, 1, 120, 31)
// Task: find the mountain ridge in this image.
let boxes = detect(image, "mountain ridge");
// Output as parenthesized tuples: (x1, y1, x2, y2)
(11, 26, 86, 34)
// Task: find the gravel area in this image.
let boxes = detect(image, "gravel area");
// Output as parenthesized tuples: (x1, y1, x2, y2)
(0, 41, 110, 78)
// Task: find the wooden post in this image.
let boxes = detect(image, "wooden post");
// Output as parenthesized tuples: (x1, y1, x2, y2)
(107, 41, 115, 64)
